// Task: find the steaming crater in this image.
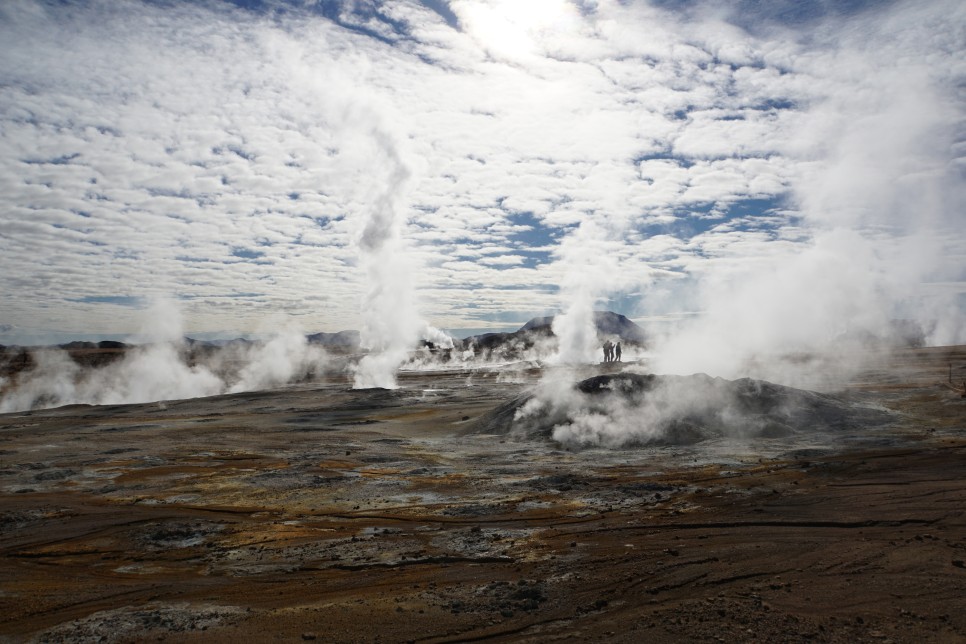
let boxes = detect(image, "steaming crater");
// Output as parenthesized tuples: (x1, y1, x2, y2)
(472, 373, 894, 448)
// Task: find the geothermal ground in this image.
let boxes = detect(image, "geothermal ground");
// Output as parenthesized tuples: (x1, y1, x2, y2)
(1, 347, 965, 643)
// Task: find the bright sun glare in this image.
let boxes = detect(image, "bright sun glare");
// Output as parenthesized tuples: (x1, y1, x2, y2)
(459, 0, 579, 59)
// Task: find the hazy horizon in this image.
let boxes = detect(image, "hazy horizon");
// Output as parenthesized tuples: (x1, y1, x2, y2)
(0, 309, 660, 347)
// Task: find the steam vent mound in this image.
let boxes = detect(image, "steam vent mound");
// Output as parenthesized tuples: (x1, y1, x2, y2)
(473, 373, 893, 448)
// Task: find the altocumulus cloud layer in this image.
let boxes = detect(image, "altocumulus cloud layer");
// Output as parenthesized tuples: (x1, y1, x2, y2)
(0, 0, 963, 358)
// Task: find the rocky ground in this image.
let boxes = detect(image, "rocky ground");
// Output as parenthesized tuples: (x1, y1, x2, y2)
(1, 347, 965, 643)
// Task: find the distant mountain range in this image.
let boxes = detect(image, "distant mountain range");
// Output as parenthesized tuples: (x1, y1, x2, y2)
(305, 330, 361, 348)
(0, 314, 937, 359)
(519, 311, 646, 343)
(456, 311, 647, 354)
(0, 314, 646, 354)
(182, 331, 361, 350)
(56, 340, 129, 350)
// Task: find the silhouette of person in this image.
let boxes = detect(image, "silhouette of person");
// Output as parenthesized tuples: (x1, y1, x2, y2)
(603, 341, 612, 363)
(615, 342, 622, 362)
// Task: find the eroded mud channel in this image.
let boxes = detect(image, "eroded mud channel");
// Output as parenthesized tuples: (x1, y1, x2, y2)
(2, 349, 966, 642)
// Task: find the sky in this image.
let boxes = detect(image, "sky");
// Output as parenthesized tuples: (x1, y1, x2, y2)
(0, 0, 963, 347)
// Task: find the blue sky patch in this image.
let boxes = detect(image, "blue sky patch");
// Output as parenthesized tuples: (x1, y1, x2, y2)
(70, 295, 142, 307)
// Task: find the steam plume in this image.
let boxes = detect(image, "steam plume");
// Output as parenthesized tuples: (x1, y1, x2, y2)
(349, 126, 426, 389)
(551, 220, 627, 364)
(0, 300, 329, 413)
(648, 14, 965, 385)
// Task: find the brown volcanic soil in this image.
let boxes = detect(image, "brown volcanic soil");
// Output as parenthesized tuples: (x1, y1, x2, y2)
(1, 348, 965, 643)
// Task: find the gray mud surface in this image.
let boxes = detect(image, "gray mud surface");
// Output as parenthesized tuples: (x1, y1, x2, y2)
(1, 347, 965, 642)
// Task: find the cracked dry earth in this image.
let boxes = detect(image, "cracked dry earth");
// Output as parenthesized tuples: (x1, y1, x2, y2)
(1, 347, 965, 643)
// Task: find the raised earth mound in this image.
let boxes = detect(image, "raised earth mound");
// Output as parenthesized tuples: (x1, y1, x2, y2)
(472, 372, 894, 447)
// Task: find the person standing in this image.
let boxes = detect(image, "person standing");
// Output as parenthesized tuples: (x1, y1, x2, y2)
(615, 342, 622, 362)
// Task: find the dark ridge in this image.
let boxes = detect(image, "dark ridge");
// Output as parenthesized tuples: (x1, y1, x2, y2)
(520, 311, 647, 344)
(58, 341, 97, 350)
(458, 311, 647, 358)
(306, 330, 361, 350)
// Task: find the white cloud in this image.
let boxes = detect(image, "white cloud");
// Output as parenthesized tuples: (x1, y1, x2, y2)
(0, 0, 960, 354)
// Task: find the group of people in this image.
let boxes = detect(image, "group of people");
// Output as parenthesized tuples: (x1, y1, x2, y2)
(602, 340, 622, 363)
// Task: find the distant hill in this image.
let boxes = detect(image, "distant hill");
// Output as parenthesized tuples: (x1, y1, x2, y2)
(57, 340, 128, 350)
(458, 311, 646, 358)
(22, 314, 644, 361)
(519, 316, 555, 331)
(520, 311, 646, 344)
(58, 341, 97, 350)
(306, 330, 361, 350)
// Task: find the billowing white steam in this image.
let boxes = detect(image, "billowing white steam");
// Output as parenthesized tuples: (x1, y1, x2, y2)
(647, 9, 965, 386)
(551, 220, 626, 364)
(228, 322, 328, 393)
(351, 126, 421, 389)
(511, 370, 890, 449)
(513, 373, 743, 448)
(520, 3, 964, 446)
(344, 116, 453, 388)
(0, 300, 328, 413)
